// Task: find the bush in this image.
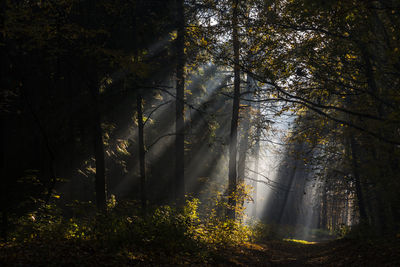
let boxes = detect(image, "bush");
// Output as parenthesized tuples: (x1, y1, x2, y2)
(7, 195, 255, 263)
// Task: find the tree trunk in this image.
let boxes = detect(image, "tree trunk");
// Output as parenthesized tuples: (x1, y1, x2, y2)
(238, 76, 254, 182)
(237, 127, 249, 184)
(137, 94, 147, 213)
(0, 2, 7, 238)
(0, 115, 7, 241)
(175, 0, 185, 206)
(237, 76, 253, 215)
(349, 136, 368, 223)
(344, 193, 349, 226)
(252, 87, 261, 218)
(93, 89, 106, 211)
(227, 0, 240, 220)
(321, 182, 328, 229)
(252, 132, 260, 218)
(277, 162, 297, 224)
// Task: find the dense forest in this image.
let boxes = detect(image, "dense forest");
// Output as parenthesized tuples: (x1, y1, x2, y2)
(1, 0, 400, 265)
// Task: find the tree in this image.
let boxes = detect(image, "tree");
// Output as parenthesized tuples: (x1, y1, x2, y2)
(227, 0, 241, 220)
(92, 84, 107, 211)
(137, 92, 147, 213)
(175, 0, 186, 206)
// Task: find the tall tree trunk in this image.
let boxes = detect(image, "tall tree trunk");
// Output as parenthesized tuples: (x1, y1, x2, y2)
(344, 91, 370, 226)
(132, 5, 146, 213)
(137, 94, 147, 213)
(332, 197, 338, 232)
(237, 76, 253, 214)
(349, 136, 368, 223)
(0, 1, 7, 239)
(20, 86, 56, 205)
(237, 127, 249, 184)
(344, 192, 349, 226)
(93, 89, 106, 211)
(360, 44, 395, 232)
(1, 212, 7, 241)
(369, 145, 393, 234)
(252, 131, 260, 218)
(227, 0, 240, 220)
(0, 115, 7, 241)
(251, 87, 261, 218)
(175, 0, 185, 206)
(238, 76, 254, 182)
(321, 182, 328, 229)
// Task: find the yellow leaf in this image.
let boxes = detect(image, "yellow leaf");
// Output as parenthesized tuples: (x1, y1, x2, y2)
(200, 37, 207, 46)
(345, 53, 357, 60)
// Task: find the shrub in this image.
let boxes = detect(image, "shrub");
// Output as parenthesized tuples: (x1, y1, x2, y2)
(8, 195, 254, 260)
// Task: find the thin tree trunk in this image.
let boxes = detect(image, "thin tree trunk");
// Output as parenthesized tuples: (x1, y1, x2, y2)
(175, 0, 185, 206)
(252, 87, 261, 218)
(238, 76, 254, 182)
(227, 0, 240, 220)
(1, 212, 7, 241)
(237, 127, 249, 184)
(316, 200, 321, 229)
(344, 193, 349, 226)
(0, 115, 7, 241)
(137, 94, 147, 213)
(332, 197, 337, 232)
(0, 1, 7, 238)
(252, 133, 260, 218)
(237, 76, 253, 215)
(93, 89, 106, 211)
(321, 182, 328, 229)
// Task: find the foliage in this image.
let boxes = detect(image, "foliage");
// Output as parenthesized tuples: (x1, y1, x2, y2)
(4, 196, 255, 265)
(11, 204, 90, 242)
(334, 224, 352, 239)
(310, 228, 335, 240)
(249, 220, 336, 243)
(344, 223, 379, 240)
(249, 221, 280, 241)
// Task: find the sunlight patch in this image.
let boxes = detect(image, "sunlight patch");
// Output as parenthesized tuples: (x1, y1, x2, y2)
(283, 238, 316, 245)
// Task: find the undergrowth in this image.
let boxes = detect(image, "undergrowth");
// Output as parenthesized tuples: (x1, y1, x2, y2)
(2, 196, 252, 264)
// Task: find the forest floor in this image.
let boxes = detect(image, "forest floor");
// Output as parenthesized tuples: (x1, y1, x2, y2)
(1, 237, 400, 266)
(220, 237, 400, 266)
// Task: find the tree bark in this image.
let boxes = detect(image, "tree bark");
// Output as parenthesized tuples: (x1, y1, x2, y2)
(175, 0, 185, 206)
(277, 162, 297, 224)
(251, 86, 261, 218)
(237, 130, 249, 184)
(0, 1, 7, 239)
(321, 182, 328, 229)
(0, 115, 7, 241)
(227, 0, 240, 220)
(252, 127, 261, 218)
(238, 76, 253, 183)
(93, 89, 106, 211)
(137, 94, 147, 213)
(237, 76, 253, 215)
(349, 136, 368, 223)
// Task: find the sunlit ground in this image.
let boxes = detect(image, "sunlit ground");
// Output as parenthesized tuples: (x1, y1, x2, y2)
(283, 238, 317, 245)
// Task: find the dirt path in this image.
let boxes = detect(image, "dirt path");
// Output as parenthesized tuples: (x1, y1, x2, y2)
(1, 238, 399, 266)
(220, 238, 400, 266)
